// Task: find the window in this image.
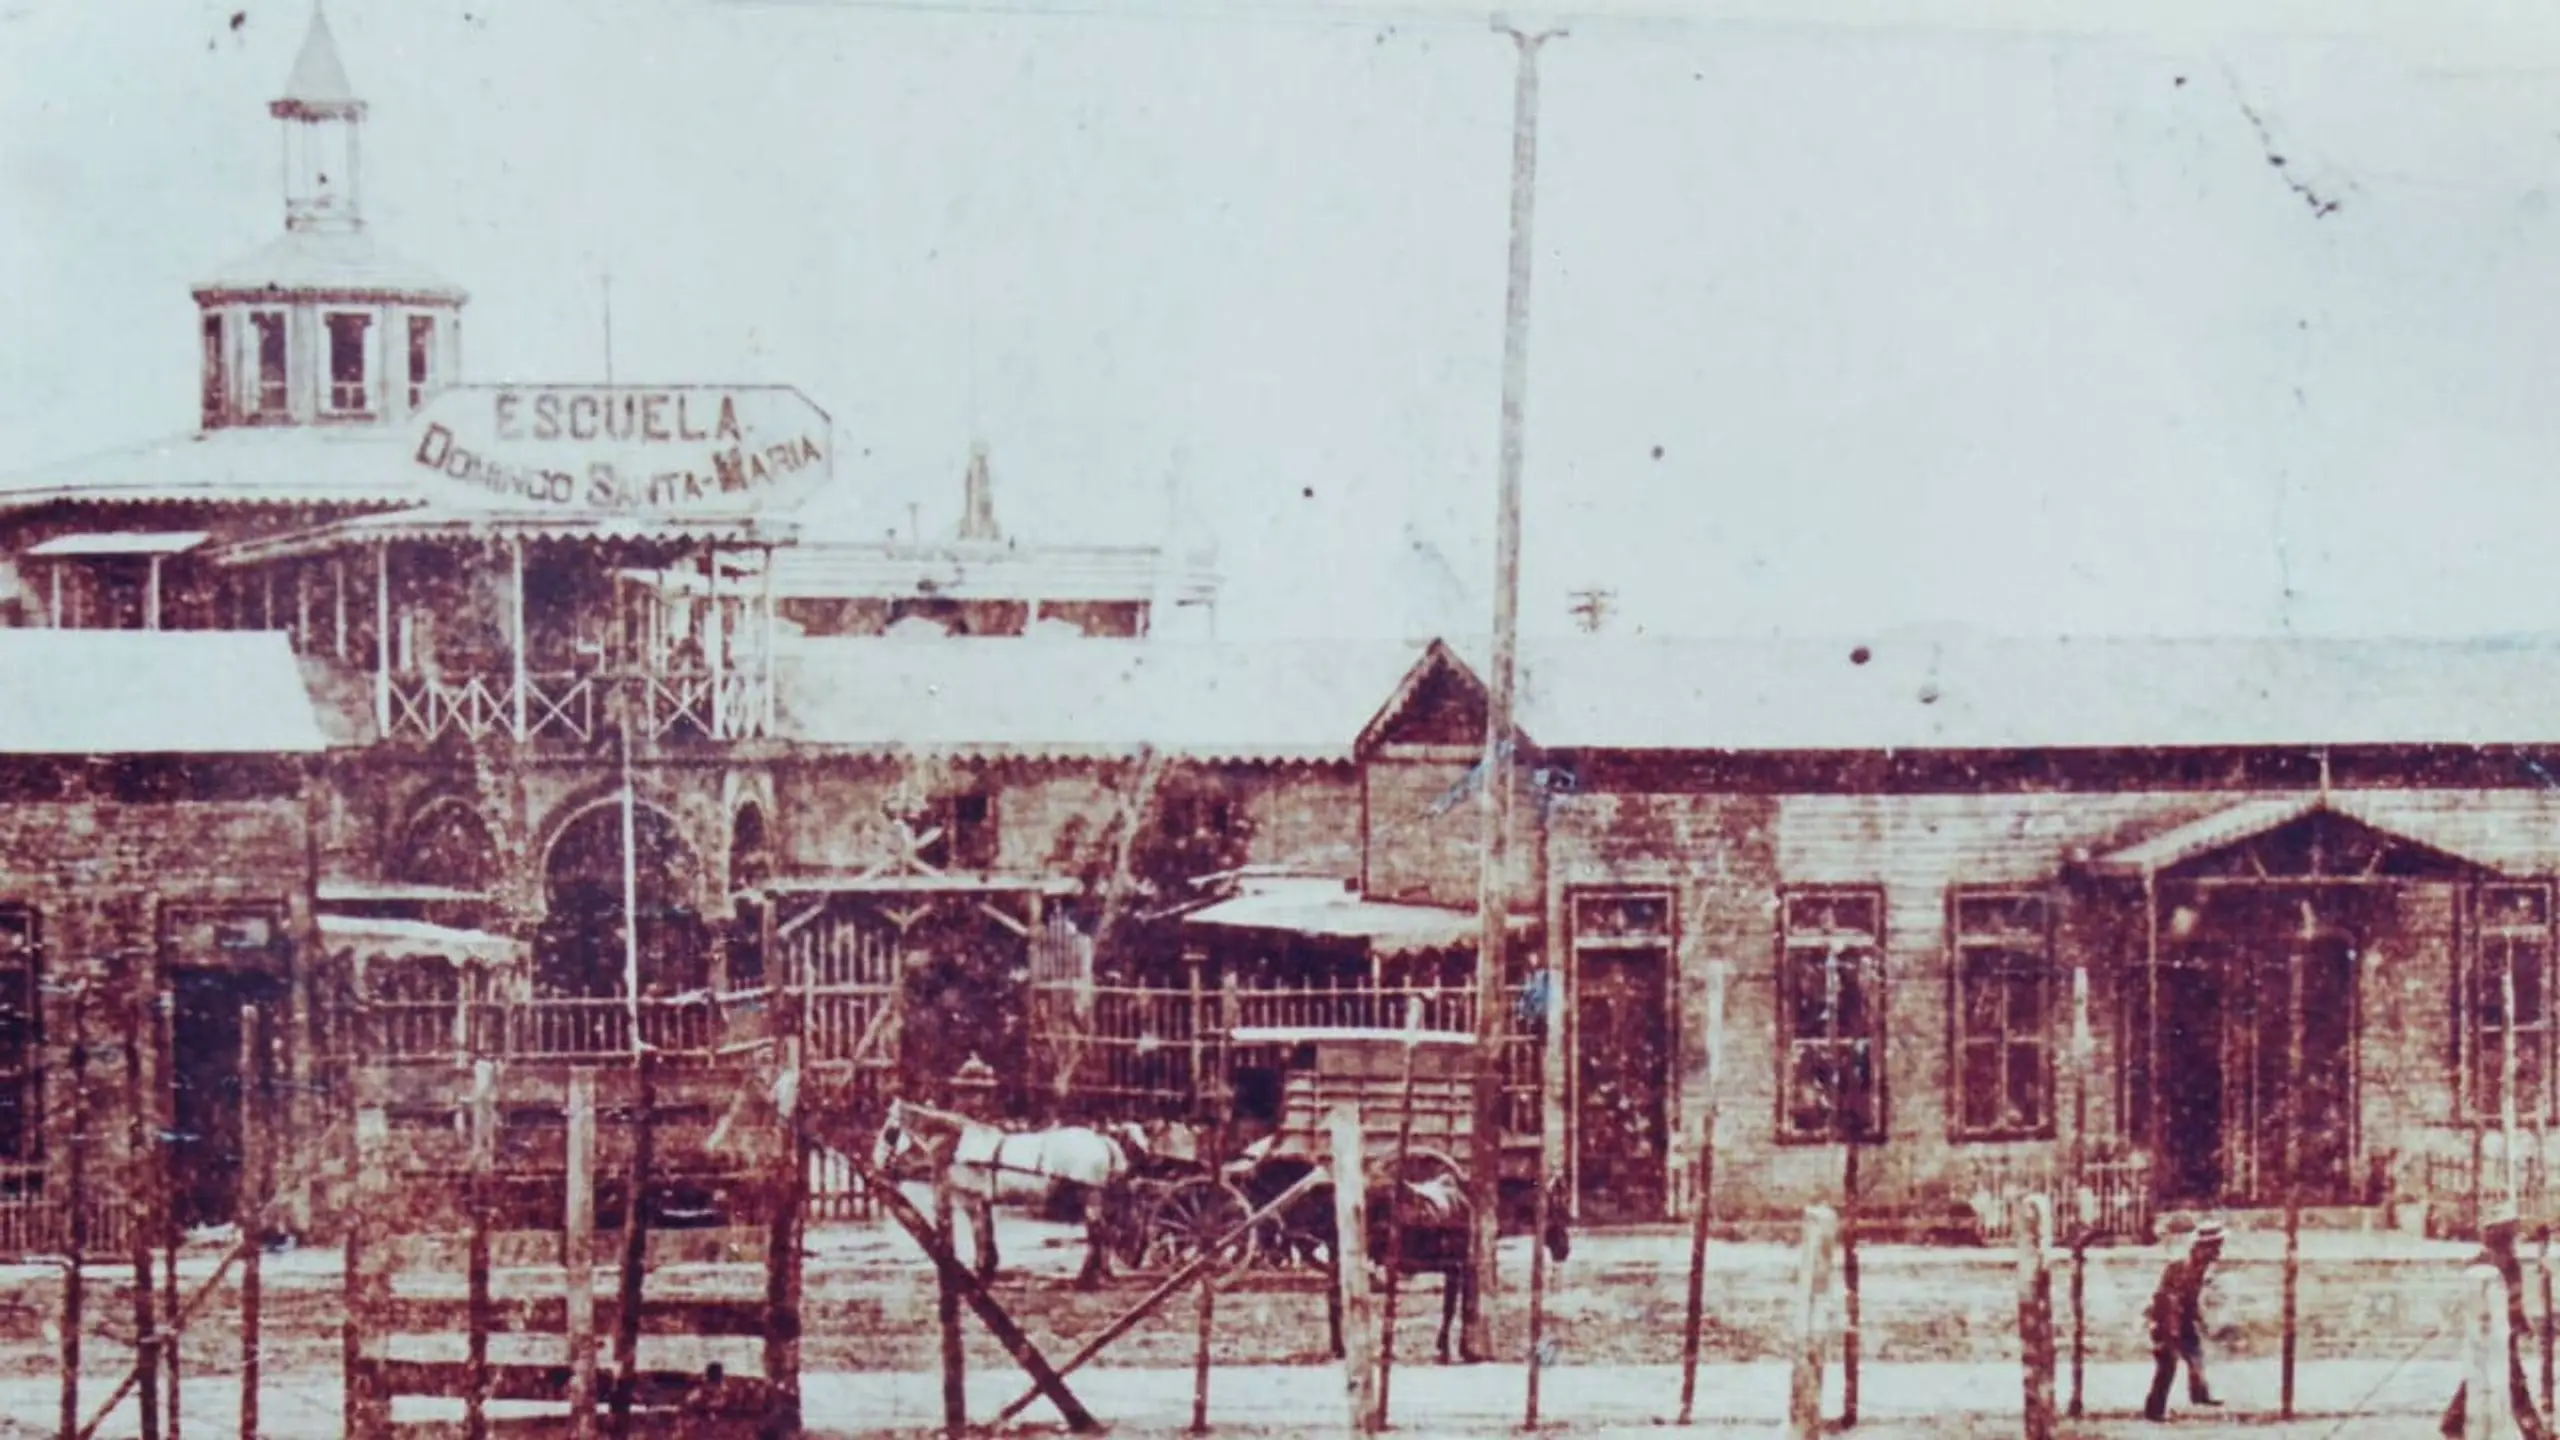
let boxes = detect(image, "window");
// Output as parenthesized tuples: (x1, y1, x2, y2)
(201, 314, 227, 425)
(0, 908, 37, 1164)
(326, 312, 374, 413)
(252, 312, 288, 416)
(2472, 884, 2552, 1120)
(917, 791, 1000, 871)
(950, 792, 999, 870)
(1160, 793, 1237, 843)
(1950, 891, 2055, 1140)
(407, 314, 435, 409)
(165, 905, 284, 971)
(1780, 889, 1886, 1141)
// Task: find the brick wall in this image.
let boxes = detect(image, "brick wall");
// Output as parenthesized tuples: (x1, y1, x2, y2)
(0, 773, 316, 1196)
(1541, 785, 2491, 1227)
(1363, 754, 1542, 911)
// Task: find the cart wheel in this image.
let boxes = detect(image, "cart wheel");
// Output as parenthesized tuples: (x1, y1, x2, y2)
(1145, 1176, 1260, 1273)
(1110, 1178, 1169, 1269)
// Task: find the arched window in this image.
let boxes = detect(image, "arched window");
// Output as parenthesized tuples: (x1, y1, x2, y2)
(539, 802, 703, 998)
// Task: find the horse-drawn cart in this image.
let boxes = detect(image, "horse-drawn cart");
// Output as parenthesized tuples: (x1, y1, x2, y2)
(1215, 1025, 1535, 1267)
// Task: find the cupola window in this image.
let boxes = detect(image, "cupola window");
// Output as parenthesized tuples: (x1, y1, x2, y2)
(201, 314, 228, 426)
(326, 311, 374, 414)
(252, 312, 289, 417)
(406, 314, 435, 409)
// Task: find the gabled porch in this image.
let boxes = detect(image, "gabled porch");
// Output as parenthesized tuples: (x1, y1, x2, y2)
(2090, 793, 2532, 1218)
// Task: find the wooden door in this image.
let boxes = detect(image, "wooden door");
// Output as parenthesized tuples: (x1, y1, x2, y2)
(1575, 950, 1671, 1222)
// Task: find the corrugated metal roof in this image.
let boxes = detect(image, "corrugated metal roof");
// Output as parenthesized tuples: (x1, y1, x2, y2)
(0, 427, 422, 510)
(775, 636, 1427, 761)
(766, 540, 1173, 603)
(209, 507, 796, 565)
(194, 229, 464, 301)
(1186, 886, 1514, 953)
(27, 531, 210, 558)
(0, 630, 328, 755)
(2085, 795, 2324, 878)
(1412, 634, 2560, 752)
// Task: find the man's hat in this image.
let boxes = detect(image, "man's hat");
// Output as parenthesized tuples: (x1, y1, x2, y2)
(2191, 1220, 2227, 1247)
(2485, 1200, 2523, 1239)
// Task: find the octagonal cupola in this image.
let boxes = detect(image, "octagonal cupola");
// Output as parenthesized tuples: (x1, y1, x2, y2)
(192, 5, 467, 432)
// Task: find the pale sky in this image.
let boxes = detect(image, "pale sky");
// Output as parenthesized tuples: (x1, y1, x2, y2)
(7, 0, 2560, 640)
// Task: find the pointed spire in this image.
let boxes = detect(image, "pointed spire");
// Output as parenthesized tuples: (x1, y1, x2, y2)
(957, 442, 1001, 543)
(271, 5, 366, 121)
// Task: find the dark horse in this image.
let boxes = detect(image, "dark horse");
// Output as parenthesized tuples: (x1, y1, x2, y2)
(1315, 1174, 1573, 1364)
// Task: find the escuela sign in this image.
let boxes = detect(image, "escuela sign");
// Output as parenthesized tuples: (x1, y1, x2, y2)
(408, 385, 831, 517)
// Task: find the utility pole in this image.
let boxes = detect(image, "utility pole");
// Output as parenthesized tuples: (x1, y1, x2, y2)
(1468, 12, 1563, 1364)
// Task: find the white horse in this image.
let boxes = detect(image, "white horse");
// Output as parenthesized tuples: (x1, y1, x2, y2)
(873, 1098, 1132, 1288)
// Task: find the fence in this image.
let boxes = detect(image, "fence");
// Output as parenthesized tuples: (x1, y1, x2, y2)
(357, 989, 767, 1063)
(1968, 1152, 2154, 1245)
(1033, 979, 1545, 1135)
(0, 1163, 133, 1259)
(2425, 1141, 2555, 1238)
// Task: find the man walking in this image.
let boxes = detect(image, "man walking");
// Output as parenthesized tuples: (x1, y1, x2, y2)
(2144, 1219, 2226, 1421)
(2442, 1204, 2550, 1440)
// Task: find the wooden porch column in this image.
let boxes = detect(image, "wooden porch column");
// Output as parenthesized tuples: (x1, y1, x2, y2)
(145, 556, 163, 632)
(294, 563, 310, 646)
(509, 538, 528, 743)
(761, 544, 779, 737)
(48, 561, 61, 628)
(2144, 874, 2161, 1197)
(373, 543, 391, 739)
(333, 556, 348, 660)
(705, 548, 726, 739)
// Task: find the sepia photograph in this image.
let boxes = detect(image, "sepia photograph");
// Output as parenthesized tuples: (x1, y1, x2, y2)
(6, 0, 2560, 1434)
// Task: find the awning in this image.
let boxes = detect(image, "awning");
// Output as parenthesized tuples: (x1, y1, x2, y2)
(317, 878, 493, 907)
(766, 871, 1083, 897)
(1183, 886, 1531, 955)
(2087, 792, 2509, 879)
(317, 914, 523, 968)
(27, 531, 210, 558)
(209, 509, 798, 567)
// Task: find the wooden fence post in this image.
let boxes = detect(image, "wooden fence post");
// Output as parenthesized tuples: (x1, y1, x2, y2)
(2067, 965, 2091, 1421)
(2282, 946, 2305, 1421)
(345, 1106, 391, 1440)
(156, 992, 180, 1440)
(566, 1071, 598, 1440)
(2529, 1219, 2549, 1414)
(1189, 1269, 1215, 1435)
(1788, 1206, 1837, 1440)
(2015, 1194, 2055, 1440)
(124, 999, 162, 1440)
(763, 1040, 806, 1440)
(1678, 960, 1726, 1426)
(1329, 1105, 1380, 1434)
(1840, 1137, 1860, 1430)
(238, 1006, 264, 1440)
(2466, 1261, 2510, 1440)
(60, 987, 88, 1440)
(936, 1184, 966, 1437)
(465, 1060, 496, 1440)
(1378, 1002, 1422, 1430)
(609, 1050, 657, 1440)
